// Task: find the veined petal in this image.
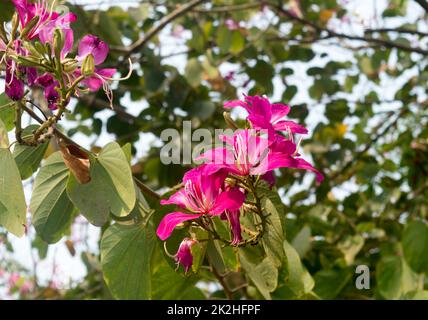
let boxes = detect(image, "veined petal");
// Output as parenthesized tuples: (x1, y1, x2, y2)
(78, 35, 109, 65)
(224, 100, 250, 112)
(160, 189, 190, 209)
(156, 212, 202, 240)
(274, 120, 308, 134)
(196, 147, 235, 166)
(210, 188, 246, 216)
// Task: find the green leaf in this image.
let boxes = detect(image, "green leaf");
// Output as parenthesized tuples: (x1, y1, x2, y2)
(0, 148, 26, 237)
(67, 142, 136, 226)
(291, 225, 311, 258)
(239, 247, 278, 299)
(403, 290, 428, 300)
(0, 93, 15, 131)
(313, 268, 352, 299)
(30, 152, 75, 244)
(184, 58, 203, 88)
(376, 255, 419, 300)
(101, 223, 155, 299)
(206, 239, 226, 275)
(0, 119, 9, 148)
(282, 239, 307, 296)
(260, 185, 285, 267)
(402, 221, 428, 273)
(13, 125, 49, 180)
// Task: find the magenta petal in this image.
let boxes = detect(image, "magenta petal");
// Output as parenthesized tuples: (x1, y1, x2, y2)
(224, 99, 250, 112)
(160, 189, 189, 209)
(225, 210, 243, 245)
(210, 188, 246, 216)
(261, 171, 276, 188)
(274, 120, 308, 134)
(156, 212, 202, 240)
(81, 76, 103, 91)
(78, 35, 109, 65)
(61, 28, 74, 58)
(96, 68, 116, 78)
(196, 147, 235, 166)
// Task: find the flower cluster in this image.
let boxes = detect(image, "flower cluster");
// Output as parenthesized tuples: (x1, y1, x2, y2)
(0, 0, 119, 113)
(157, 95, 323, 273)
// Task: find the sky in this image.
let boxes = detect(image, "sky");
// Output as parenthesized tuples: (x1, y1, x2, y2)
(0, 0, 426, 298)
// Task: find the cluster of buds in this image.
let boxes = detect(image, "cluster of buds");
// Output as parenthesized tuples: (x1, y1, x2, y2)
(0, 0, 129, 146)
(157, 95, 324, 273)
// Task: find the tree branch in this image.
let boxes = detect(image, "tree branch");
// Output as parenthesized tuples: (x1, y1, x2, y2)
(365, 27, 428, 37)
(114, 0, 208, 59)
(272, 2, 428, 55)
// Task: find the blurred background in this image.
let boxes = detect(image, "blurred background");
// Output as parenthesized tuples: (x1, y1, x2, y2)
(1, 0, 428, 299)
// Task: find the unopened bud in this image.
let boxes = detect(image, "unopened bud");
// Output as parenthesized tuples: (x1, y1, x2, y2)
(11, 13, 19, 38)
(23, 42, 43, 59)
(20, 16, 39, 39)
(223, 112, 239, 130)
(81, 54, 95, 77)
(53, 28, 64, 60)
(63, 58, 79, 73)
(34, 41, 47, 56)
(14, 55, 41, 67)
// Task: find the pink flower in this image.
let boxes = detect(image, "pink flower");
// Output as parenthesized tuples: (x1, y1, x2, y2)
(12, 0, 76, 41)
(38, 13, 76, 59)
(35, 73, 61, 110)
(198, 130, 324, 182)
(175, 238, 196, 273)
(224, 95, 308, 137)
(5, 59, 25, 101)
(76, 35, 117, 92)
(156, 165, 246, 240)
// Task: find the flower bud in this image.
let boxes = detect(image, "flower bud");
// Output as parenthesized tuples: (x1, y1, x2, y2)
(53, 28, 64, 60)
(223, 111, 239, 130)
(34, 41, 47, 56)
(11, 13, 19, 38)
(14, 55, 41, 67)
(175, 238, 197, 273)
(81, 54, 95, 77)
(63, 58, 79, 73)
(20, 16, 40, 39)
(23, 43, 43, 59)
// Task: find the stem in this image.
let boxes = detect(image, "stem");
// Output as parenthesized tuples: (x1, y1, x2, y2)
(210, 261, 233, 300)
(14, 101, 23, 144)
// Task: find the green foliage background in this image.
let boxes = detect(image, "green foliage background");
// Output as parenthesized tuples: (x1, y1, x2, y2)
(1, 0, 428, 300)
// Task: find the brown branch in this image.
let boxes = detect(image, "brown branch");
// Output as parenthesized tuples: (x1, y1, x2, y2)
(272, 2, 428, 55)
(365, 27, 428, 37)
(115, 0, 208, 59)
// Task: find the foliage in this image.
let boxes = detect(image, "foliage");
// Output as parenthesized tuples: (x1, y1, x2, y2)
(1, 0, 428, 300)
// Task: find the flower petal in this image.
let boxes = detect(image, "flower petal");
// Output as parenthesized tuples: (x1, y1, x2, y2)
(78, 35, 109, 65)
(156, 212, 202, 240)
(210, 188, 246, 216)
